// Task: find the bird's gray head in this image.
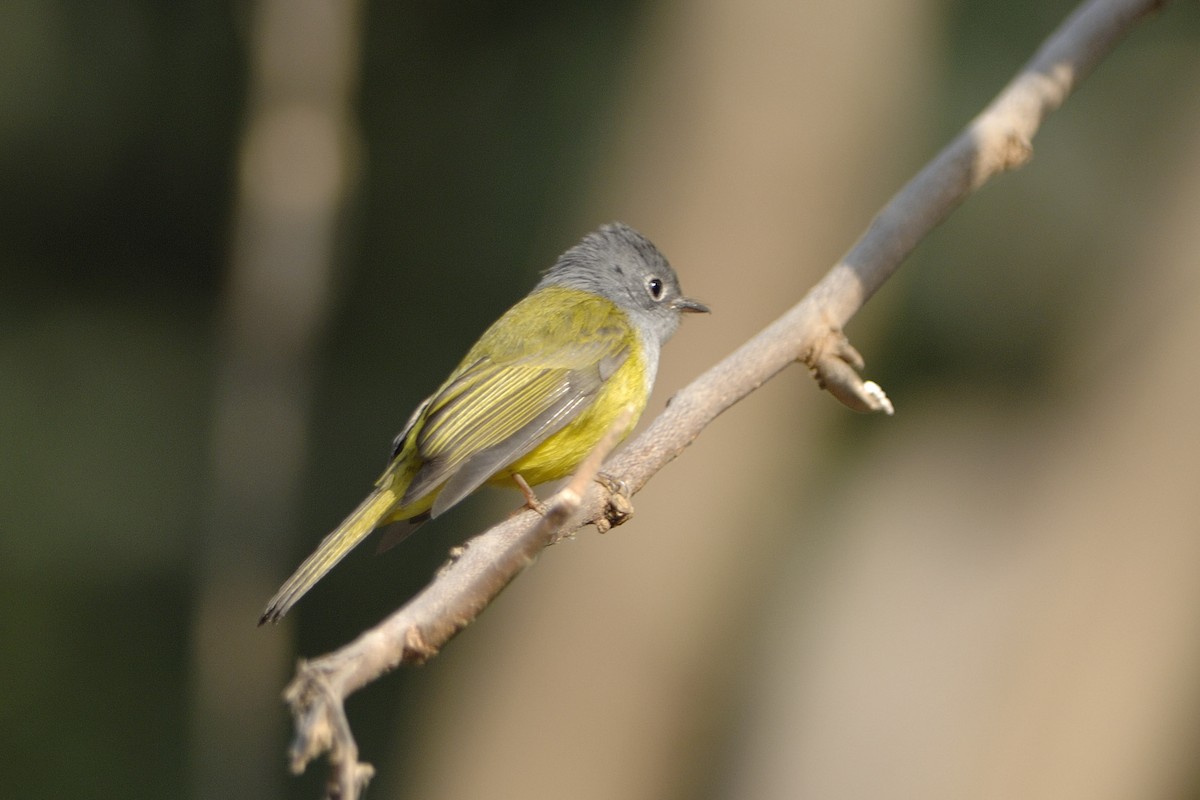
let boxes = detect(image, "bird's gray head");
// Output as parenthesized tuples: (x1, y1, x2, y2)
(537, 222, 709, 346)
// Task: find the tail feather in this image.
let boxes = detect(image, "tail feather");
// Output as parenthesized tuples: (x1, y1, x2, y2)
(259, 486, 398, 625)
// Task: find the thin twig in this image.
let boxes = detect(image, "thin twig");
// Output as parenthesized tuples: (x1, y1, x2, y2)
(277, 1, 1172, 795)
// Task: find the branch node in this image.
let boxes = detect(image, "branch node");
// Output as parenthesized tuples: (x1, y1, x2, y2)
(436, 544, 468, 577)
(403, 626, 437, 663)
(593, 472, 634, 533)
(1003, 131, 1034, 170)
(805, 329, 894, 415)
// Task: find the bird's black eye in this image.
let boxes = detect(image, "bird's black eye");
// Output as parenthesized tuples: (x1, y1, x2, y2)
(647, 277, 665, 301)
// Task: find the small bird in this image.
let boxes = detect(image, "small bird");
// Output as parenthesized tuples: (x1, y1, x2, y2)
(260, 222, 707, 624)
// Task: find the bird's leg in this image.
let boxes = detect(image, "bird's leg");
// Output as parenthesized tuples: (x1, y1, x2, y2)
(594, 472, 634, 533)
(512, 473, 547, 515)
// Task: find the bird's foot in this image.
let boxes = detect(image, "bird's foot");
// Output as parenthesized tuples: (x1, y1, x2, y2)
(512, 473, 548, 515)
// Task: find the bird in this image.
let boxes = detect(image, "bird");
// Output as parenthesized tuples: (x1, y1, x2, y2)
(260, 222, 707, 624)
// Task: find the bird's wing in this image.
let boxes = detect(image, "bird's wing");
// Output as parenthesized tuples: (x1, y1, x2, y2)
(399, 296, 631, 516)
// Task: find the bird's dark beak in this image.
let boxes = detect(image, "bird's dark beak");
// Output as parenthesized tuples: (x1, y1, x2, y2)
(674, 296, 710, 314)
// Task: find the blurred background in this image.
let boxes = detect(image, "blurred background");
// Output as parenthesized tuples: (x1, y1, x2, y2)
(3, 0, 1200, 798)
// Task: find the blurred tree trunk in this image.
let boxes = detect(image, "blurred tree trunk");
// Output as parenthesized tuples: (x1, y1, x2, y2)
(189, 2, 361, 798)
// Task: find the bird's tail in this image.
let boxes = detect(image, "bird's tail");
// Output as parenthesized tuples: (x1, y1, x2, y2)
(259, 485, 399, 625)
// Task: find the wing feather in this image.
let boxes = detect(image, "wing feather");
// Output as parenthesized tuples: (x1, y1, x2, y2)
(396, 290, 632, 513)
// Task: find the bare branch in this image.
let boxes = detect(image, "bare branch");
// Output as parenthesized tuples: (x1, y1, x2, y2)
(283, 408, 636, 796)
(277, 0, 1172, 795)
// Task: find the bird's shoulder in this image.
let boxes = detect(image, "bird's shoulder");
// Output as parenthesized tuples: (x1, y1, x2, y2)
(459, 285, 632, 369)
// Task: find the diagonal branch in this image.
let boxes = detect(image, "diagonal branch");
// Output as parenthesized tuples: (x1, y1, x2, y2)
(283, 408, 635, 799)
(276, 0, 1173, 796)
